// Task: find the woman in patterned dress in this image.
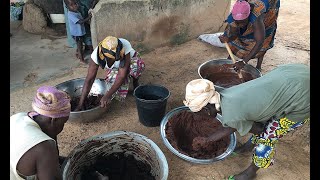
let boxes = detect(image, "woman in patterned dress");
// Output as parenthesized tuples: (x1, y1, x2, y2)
(219, 0, 280, 71)
(75, 36, 145, 110)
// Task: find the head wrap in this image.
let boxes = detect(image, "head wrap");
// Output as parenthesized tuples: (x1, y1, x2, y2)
(183, 79, 221, 112)
(32, 86, 71, 118)
(231, 0, 250, 20)
(97, 36, 125, 67)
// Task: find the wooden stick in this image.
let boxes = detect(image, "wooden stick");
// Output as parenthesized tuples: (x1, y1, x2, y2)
(224, 43, 243, 79)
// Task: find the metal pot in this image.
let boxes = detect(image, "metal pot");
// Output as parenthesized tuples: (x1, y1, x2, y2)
(55, 78, 111, 123)
(160, 106, 236, 164)
(198, 59, 262, 91)
(62, 131, 169, 180)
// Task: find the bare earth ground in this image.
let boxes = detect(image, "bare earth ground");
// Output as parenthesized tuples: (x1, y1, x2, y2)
(10, 0, 310, 179)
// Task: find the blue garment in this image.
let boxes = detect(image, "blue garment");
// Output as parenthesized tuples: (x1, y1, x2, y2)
(67, 11, 86, 37)
(76, 0, 92, 45)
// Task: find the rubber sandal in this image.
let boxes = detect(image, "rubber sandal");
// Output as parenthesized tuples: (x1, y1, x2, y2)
(231, 152, 239, 157)
(227, 175, 235, 180)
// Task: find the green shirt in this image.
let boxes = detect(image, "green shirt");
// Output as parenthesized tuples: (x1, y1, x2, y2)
(219, 64, 310, 136)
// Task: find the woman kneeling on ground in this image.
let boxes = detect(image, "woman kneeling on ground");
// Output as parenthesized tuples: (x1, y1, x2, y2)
(183, 63, 309, 180)
(75, 36, 145, 111)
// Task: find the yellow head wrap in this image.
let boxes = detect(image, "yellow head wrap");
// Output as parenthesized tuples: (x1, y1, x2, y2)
(97, 36, 125, 61)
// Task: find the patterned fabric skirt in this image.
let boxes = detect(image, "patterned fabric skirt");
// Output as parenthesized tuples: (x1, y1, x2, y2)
(228, 2, 280, 59)
(228, 25, 277, 59)
(250, 117, 309, 168)
(104, 53, 145, 101)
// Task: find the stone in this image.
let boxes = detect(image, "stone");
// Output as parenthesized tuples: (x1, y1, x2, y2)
(22, 3, 47, 34)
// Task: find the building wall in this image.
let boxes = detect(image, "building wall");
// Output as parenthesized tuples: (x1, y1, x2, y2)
(91, 0, 230, 49)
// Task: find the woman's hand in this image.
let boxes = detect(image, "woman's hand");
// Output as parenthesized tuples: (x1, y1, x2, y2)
(74, 104, 84, 111)
(218, 35, 229, 43)
(233, 60, 246, 71)
(100, 95, 112, 108)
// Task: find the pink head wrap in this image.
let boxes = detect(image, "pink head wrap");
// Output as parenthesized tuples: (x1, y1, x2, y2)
(231, 0, 251, 20)
(32, 86, 71, 118)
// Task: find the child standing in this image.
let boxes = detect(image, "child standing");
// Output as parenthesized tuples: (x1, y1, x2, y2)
(65, 0, 92, 63)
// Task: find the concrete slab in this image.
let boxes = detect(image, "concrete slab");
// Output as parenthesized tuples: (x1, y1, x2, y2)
(10, 21, 85, 92)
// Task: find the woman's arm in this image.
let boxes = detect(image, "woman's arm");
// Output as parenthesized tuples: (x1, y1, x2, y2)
(192, 126, 236, 151)
(207, 121, 264, 142)
(192, 121, 264, 150)
(99, 53, 131, 108)
(75, 60, 99, 111)
(91, 0, 99, 9)
(207, 126, 236, 142)
(77, 13, 92, 24)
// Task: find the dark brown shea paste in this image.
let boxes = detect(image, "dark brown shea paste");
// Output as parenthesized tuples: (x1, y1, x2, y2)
(201, 64, 255, 88)
(70, 94, 103, 111)
(165, 110, 230, 159)
(79, 152, 155, 180)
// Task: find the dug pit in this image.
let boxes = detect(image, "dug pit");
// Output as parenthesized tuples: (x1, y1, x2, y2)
(70, 94, 103, 111)
(165, 110, 230, 159)
(79, 152, 156, 180)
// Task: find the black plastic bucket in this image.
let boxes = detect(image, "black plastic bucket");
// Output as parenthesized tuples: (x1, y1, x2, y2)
(133, 84, 170, 127)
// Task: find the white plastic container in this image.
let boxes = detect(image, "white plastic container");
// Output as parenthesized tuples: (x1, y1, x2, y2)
(49, 14, 65, 23)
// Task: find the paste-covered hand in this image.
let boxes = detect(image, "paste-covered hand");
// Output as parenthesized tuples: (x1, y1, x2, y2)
(74, 104, 84, 112)
(233, 60, 246, 72)
(100, 95, 112, 108)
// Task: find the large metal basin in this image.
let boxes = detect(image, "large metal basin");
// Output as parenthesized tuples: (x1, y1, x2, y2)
(198, 59, 262, 91)
(160, 106, 236, 164)
(55, 78, 111, 123)
(62, 131, 169, 180)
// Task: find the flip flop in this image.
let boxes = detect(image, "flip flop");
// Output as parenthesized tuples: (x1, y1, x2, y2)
(231, 152, 239, 157)
(227, 175, 235, 180)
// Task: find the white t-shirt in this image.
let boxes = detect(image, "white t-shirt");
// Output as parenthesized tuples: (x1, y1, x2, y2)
(91, 38, 136, 69)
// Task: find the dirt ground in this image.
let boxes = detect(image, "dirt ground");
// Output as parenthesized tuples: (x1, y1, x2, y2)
(10, 0, 310, 179)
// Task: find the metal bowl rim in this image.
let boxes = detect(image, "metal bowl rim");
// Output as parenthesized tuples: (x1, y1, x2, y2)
(62, 130, 169, 180)
(133, 84, 171, 103)
(55, 77, 110, 114)
(197, 59, 263, 89)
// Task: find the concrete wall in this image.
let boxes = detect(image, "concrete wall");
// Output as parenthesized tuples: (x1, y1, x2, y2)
(91, 0, 230, 50)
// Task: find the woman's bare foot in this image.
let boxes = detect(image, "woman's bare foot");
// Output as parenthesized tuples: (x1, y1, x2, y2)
(75, 51, 80, 59)
(233, 163, 259, 180)
(80, 59, 86, 64)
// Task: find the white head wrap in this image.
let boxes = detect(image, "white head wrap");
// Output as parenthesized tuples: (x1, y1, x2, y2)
(183, 79, 221, 112)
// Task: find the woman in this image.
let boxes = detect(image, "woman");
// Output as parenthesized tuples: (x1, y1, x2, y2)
(183, 63, 309, 180)
(75, 36, 145, 110)
(10, 86, 71, 180)
(219, 0, 280, 71)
